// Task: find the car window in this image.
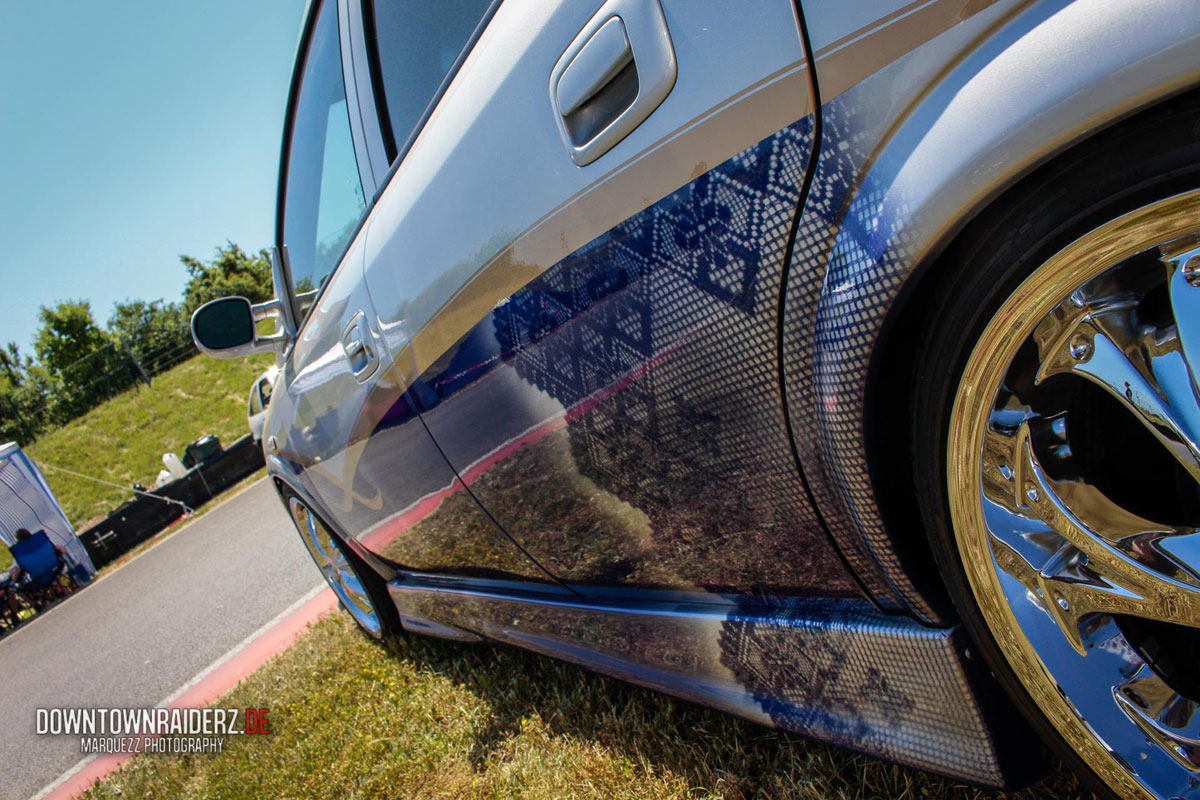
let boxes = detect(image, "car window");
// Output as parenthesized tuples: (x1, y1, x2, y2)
(368, 0, 494, 157)
(259, 376, 273, 407)
(282, 0, 367, 311)
(249, 383, 263, 415)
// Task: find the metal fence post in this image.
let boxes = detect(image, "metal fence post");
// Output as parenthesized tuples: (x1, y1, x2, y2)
(123, 342, 151, 387)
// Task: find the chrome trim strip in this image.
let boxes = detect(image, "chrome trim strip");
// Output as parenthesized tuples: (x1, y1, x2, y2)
(342, 0, 390, 186)
(337, 0, 378, 198)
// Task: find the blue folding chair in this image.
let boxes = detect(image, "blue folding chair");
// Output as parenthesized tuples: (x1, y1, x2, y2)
(9, 532, 71, 608)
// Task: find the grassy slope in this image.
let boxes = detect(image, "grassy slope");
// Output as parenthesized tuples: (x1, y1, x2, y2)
(83, 614, 1093, 800)
(23, 353, 275, 530)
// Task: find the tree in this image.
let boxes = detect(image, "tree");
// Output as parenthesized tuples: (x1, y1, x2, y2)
(108, 299, 191, 375)
(181, 242, 273, 313)
(12, 364, 58, 429)
(32, 300, 139, 421)
(0, 241, 276, 438)
(0, 343, 23, 388)
(34, 300, 109, 375)
(0, 343, 59, 441)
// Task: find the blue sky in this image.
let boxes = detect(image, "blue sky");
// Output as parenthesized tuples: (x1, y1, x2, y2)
(0, 0, 308, 354)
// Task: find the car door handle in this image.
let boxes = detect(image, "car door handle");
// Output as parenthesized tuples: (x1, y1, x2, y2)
(550, 0, 676, 167)
(341, 312, 379, 380)
(555, 17, 633, 117)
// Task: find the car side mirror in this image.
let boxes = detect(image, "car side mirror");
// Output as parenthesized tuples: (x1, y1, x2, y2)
(191, 296, 289, 358)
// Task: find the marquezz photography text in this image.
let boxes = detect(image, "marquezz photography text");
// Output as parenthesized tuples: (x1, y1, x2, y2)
(36, 706, 271, 754)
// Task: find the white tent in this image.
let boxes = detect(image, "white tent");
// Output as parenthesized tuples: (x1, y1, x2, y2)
(0, 442, 95, 576)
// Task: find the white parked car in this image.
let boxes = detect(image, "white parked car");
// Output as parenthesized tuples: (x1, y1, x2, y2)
(246, 365, 279, 443)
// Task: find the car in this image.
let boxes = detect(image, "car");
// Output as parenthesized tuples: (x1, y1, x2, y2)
(189, 1, 1200, 797)
(247, 365, 280, 442)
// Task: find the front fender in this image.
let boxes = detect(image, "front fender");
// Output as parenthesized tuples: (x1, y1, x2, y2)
(787, 0, 1200, 622)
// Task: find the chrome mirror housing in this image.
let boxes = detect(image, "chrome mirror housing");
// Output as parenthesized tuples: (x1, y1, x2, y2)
(190, 295, 289, 359)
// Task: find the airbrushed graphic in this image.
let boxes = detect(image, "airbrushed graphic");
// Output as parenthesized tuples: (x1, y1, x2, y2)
(185, 0, 1200, 794)
(415, 118, 858, 596)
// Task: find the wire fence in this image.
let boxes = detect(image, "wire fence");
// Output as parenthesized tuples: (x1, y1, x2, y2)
(57, 335, 196, 406)
(0, 327, 198, 444)
(39, 462, 195, 515)
(0, 393, 37, 444)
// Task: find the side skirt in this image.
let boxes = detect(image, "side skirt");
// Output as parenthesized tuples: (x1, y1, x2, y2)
(387, 576, 1039, 787)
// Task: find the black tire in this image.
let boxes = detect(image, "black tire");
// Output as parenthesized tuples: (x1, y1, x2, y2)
(331, 530, 404, 644)
(285, 491, 403, 643)
(911, 92, 1200, 799)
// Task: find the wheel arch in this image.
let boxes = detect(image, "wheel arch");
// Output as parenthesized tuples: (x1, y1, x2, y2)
(268, 464, 397, 585)
(803, 0, 1200, 623)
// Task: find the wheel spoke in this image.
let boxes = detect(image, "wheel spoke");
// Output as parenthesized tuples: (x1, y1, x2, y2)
(1166, 242, 1200, 400)
(315, 527, 338, 566)
(1039, 315, 1200, 483)
(985, 425, 1200, 651)
(1033, 459, 1200, 588)
(340, 572, 373, 614)
(1017, 430, 1200, 627)
(289, 498, 382, 636)
(983, 422, 1200, 571)
(1116, 666, 1200, 772)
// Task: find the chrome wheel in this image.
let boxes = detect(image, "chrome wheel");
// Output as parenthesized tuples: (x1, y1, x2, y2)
(289, 498, 382, 637)
(950, 189, 1200, 800)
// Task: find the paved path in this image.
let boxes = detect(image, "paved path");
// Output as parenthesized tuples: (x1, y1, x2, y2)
(0, 480, 322, 800)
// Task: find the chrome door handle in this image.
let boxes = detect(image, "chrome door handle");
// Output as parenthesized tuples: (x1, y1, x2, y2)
(555, 17, 633, 117)
(341, 312, 378, 380)
(550, 0, 676, 166)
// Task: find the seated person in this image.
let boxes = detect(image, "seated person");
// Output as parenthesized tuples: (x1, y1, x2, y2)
(0, 568, 22, 626)
(8, 528, 34, 581)
(8, 528, 70, 600)
(7, 528, 30, 583)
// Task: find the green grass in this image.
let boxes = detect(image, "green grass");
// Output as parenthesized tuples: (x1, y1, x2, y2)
(24, 353, 275, 529)
(83, 614, 1095, 800)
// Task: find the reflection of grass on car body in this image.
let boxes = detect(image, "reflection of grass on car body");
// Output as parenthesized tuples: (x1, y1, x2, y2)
(83, 613, 1093, 800)
(376, 429, 674, 585)
(31, 339, 1087, 797)
(23, 353, 275, 530)
(382, 413, 849, 593)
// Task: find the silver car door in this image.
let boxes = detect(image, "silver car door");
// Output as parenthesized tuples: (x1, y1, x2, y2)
(362, 0, 861, 599)
(268, 0, 557, 589)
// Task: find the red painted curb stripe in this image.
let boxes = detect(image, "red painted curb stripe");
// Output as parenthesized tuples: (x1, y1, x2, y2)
(41, 588, 337, 800)
(172, 589, 338, 709)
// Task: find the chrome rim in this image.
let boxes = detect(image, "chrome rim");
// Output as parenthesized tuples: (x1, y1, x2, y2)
(289, 498, 382, 637)
(949, 190, 1200, 800)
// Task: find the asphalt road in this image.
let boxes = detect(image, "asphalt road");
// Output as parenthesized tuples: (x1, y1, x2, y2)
(0, 479, 322, 800)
